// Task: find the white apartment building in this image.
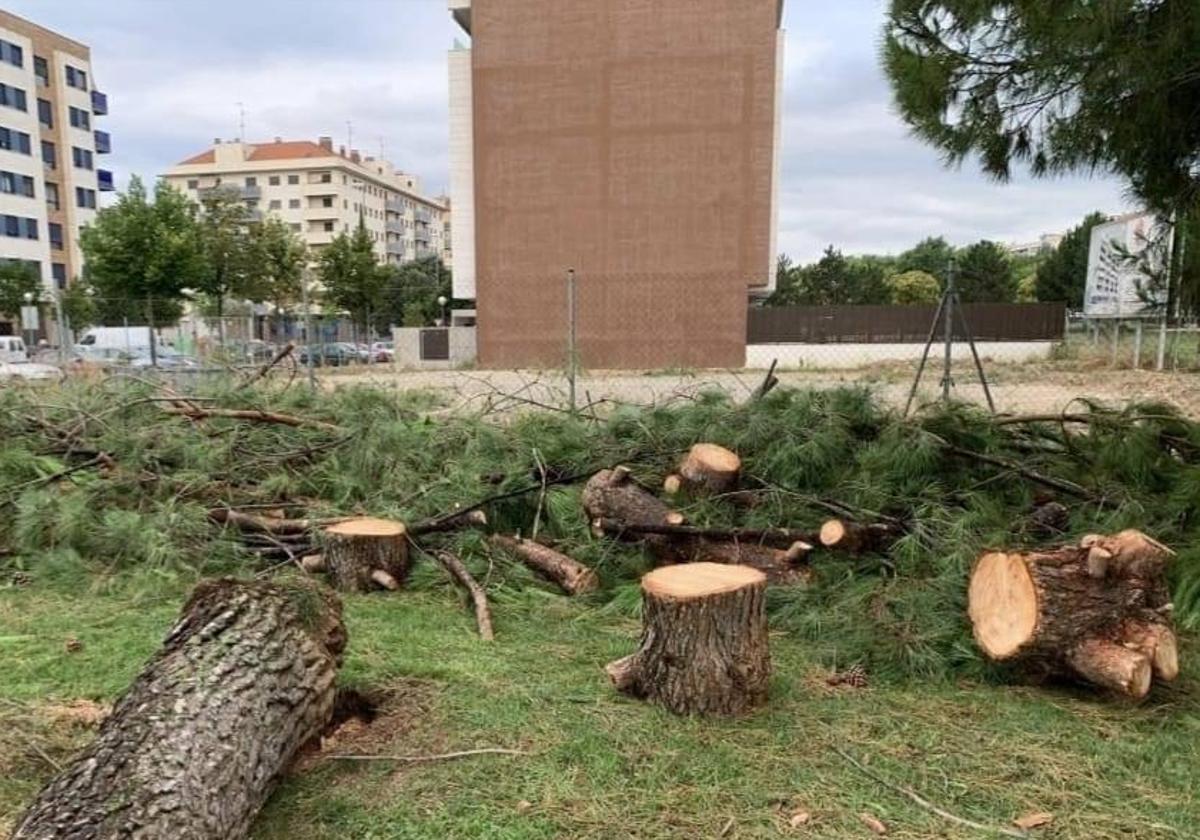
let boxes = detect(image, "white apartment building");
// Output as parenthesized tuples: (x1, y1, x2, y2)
(162, 137, 449, 267)
(0, 10, 110, 320)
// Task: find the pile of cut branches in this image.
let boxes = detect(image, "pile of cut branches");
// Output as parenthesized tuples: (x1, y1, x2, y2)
(1, 378, 1197, 680)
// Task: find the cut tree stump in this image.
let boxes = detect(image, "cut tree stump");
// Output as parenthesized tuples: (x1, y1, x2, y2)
(664, 443, 741, 497)
(967, 530, 1177, 699)
(321, 517, 409, 593)
(606, 562, 770, 715)
(11, 579, 345, 840)
(489, 534, 598, 595)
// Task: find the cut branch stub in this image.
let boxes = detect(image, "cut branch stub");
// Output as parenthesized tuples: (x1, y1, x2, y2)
(818, 519, 898, 553)
(968, 530, 1176, 699)
(321, 517, 409, 593)
(11, 578, 345, 840)
(664, 443, 741, 497)
(606, 562, 770, 716)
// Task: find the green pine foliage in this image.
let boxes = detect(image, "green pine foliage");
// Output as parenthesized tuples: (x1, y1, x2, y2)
(2, 381, 1198, 684)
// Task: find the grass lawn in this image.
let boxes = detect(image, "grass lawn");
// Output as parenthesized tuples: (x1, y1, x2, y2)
(2, 572, 1196, 839)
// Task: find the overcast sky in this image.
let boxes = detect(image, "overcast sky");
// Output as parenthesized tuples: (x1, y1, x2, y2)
(12, 0, 1132, 261)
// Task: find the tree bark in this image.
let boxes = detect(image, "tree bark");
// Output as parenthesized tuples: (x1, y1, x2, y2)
(435, 550, 495, 641)
(660, 537, 812, 585)
(321, 517, 409, 593)
(582, 467, 683, 552)
(11, 578, 345, 840)
(489, 534, 598, 595)
(607, 563, 770, 715)
(818, 519, 899, 553)
(663, 443, 741, 497)
(967, 530, 1176, 699)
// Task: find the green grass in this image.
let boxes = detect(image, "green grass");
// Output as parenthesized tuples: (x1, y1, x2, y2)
(2, 573, 1196, 839)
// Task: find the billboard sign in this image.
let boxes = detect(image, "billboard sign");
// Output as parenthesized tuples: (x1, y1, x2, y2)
(1083, 213, 1170, 318)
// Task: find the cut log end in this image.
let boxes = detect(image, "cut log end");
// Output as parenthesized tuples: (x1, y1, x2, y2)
(642, 562, 767, 601)
(967, 552, 1039, 660)
(325, 518, 407, 539)
(321, 517, 409, 593)
(675, 443, 741, 496)
(1068, 639, 1152, 699)
(663, 474, 682, 496)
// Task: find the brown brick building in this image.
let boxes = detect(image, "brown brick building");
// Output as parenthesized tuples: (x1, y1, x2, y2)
(448, 0, 785, 369)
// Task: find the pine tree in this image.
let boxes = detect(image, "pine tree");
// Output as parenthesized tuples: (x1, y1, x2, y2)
(896, 237, 955, 284)
(956, 241, 1017, 303)
(1034, 212, 1107, 307)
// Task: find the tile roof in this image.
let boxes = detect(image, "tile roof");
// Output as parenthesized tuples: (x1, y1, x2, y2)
(175, 140, 335, 166)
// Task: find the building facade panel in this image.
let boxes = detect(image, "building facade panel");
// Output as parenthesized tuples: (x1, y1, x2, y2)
(461, 0, 782, 368)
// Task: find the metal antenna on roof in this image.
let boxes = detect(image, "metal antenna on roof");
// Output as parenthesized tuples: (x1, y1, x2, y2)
(347, 120, 353, 153)
(236, 102, 245, 142)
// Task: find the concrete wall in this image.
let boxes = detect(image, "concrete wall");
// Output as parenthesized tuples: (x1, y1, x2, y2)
(468, 0, 782, 369)
(745, 341, 1057, 370)
(392, 325, 477, 369)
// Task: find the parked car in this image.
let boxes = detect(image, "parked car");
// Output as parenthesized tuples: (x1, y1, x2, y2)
(0, 335, 29, 363)
(298, 344, 357, 367)
(369, 341, 394, 362)
(0, 336, 64, 381)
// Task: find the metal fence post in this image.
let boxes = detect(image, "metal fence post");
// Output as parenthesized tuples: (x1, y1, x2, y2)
(941, 259, 955, 402)
(302, 268, 316, 392)
(1133, 319, 1143, 369)
(1156, 316, 1167, 371)
(566, 268, 577, 413)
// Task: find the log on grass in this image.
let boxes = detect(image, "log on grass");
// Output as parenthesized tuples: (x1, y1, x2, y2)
(663, 443, 741, 497)
(607, 563, 770, 715)
(435, 551, 495, 641)
(11, 578, 345, 840)
(666, 537, 812, 585)
(967, 530, 1177, 699)
(582, 468, 684, 550)
(321, 517, 409, 592)
(489, 534, 598, 595)
(818, 519, 899, 553)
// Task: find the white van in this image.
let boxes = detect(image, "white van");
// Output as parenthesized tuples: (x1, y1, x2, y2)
(76, 326, 172, 354)
(0, 335, 28, 363)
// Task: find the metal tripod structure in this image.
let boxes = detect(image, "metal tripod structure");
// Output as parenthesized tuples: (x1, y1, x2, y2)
(903, 260, 996, 416)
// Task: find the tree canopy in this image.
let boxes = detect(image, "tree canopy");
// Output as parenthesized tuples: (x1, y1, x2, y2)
(896, 236, 954, 284)
(1034, 212, 1107, 307)
(0, 262, 41, 318)
(253, 217, 307, 314)
(767, 246, 890, 306)
(79, 177, 204, 325)
(318, 219, 383, 332)
(195, 186, 264, 321)
(883, 0, 1200, 214)
(956, 240, 1017, 303)
(888, 269, 941, 304)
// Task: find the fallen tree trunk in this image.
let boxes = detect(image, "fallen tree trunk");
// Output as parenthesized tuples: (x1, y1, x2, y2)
(664, 538, 812, 584)
(435, 551, 495, 641)
(593, 518, 817, 549)
(11, 578, 345, 840)
(321, 517, 410, 592)
(967, 530, 1177, 699)
(582, 468, 683, 550)
(162, 405, 343, 433)
(663, 443, 741, 497)
(210, 508, 349, 536)
(607, 563, 770, 715)
(818, 519, 900, 553)
(489, 534, 598, 595)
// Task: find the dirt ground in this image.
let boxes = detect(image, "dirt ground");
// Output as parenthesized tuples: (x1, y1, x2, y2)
(322, 361, 1200, 418)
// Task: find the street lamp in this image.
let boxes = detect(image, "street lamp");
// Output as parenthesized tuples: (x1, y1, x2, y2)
(21, 291, 35, 355)
(437, 295, 448, 327)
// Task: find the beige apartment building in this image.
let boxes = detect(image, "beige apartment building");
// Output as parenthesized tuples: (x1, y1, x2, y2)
(0, 10, 110, 323)
(448, 0, 785, 368)
(162, 137, 449, 266)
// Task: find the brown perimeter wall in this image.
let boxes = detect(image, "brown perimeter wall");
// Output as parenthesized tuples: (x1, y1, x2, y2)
(471, 0, 781, 369)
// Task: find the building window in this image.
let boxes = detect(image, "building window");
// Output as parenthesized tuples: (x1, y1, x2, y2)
(0, 40, 23, 69)
(187, 179, 198, 190)
(269, 199, 281, 210)
(45, 182, 59, 210)
(287, 174, 299, 185)
(72, 147, 94, 170)
(319, 172, 331, 183)
(52, 263, 66, 289)
(0, 83, 28, 112)
(33, 56, 48, 86)
(37, 98, 52, 127)
(1, 215, 38, 239)
(321, 197, 332, 208)
(75, 187, 96, 209)
(323, 221, 334, 232)
(39, 139, 54, 166)
(65, 65, 88, 91)
(0, 170, 34, 197)
(268, 175, 279, 186)
(0, 127, 32, 155)
(245, 176, 257, 187)
(288, 198, 300, 209)
(69, 107, 90, 130)
(48, 222, 63, 249)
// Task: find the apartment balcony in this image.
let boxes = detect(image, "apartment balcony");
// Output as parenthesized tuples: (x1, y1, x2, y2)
(93, 130, 111, 154)
(97, 169, 115, 192)
(385, 198, 404, 213)
(415, 246, 439, 261)
(199, 184, 259, 200)
(414, 227, 430, 244)
(242, 184, 262, 199)
(385, 219, 404, 234)
(414, 208, 432, 224)
(386, 241, 407, 257)
(90, 90, 108, 116)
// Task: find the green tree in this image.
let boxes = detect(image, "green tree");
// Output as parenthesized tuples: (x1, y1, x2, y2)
(79, 177, 204, 327)
(956, 241, 1017, 303)
(897, 237, 955, 284)
(60, 282, 97, 331)
(253, 216, 307, 314)
(0, 261, 41, 317)
(378, 257, 452, 329)
(766, 247, 890, 306)
(1034, 212, 1108, 307)
(887, 270, 941, 304)
(882, 1, 1200, 214)
(318, 218, 382, 333)
(196, 186, 265, 338)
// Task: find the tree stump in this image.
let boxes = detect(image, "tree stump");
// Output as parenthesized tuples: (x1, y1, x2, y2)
(11, 578, 345, 840)
(967, 530, 1177, 699)
(606, 562, 770, 715)
(321, 517, 409, 592)
(664, 443, 741, 496)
